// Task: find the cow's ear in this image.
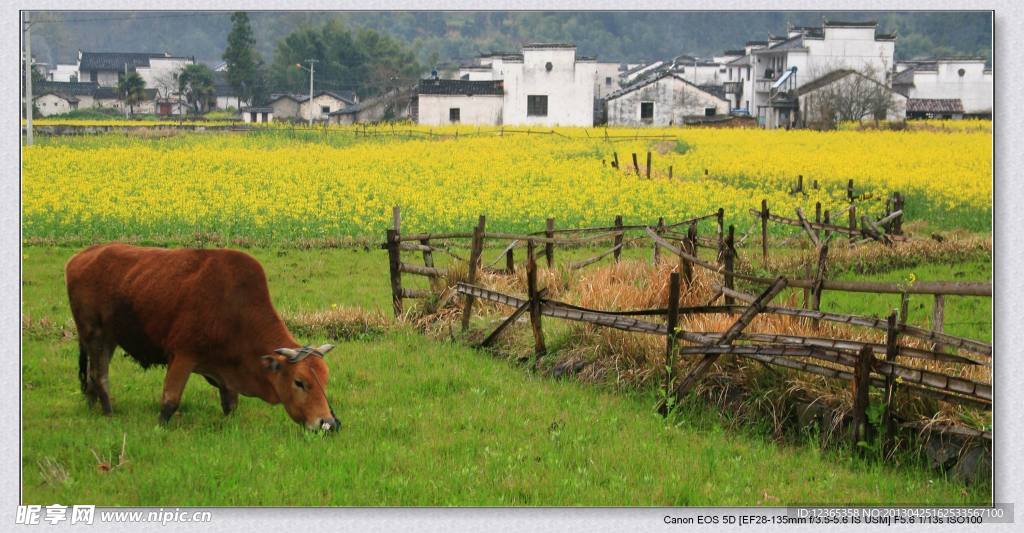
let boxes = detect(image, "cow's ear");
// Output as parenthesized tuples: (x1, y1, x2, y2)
(261, 355, 283, 372)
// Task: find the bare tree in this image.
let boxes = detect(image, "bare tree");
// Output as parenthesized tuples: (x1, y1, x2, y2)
(802, 65, 901, 129)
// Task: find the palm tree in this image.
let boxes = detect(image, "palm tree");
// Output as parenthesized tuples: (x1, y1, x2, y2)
(177, 64, 216, 115)
(117, 72, 147, 116)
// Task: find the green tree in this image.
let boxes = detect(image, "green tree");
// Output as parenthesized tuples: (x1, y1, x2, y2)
(223, 12, 262, 105)
(116, 72, 147, 115)
(177, 63, 216, 114)
(269, 21, 421, 98)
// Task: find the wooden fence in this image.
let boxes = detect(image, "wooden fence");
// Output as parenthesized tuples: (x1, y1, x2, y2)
(381, 203, 991, 449)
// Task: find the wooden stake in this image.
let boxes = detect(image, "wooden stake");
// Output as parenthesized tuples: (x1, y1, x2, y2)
(612, 152, 619, 169)
(668, 165, 673, 179)
(716, 208, 724, 261)
(814, 202, 821, 242)
(724, 225, 735, 305)
(392, 205, 401, 233)
(933, 294, 946, 352)
(847, 178, 854, 202)
(545, 218, 555, 268)
(653, 217, 665, 264)
(632, 152, 640, 175)
(811, 243, 829, 329)
(760, 199, 769, 265)
(681, 223, 696, 286)
(613, 215, 624, 263)
(386, 229, 403, 317)
(505, 246, 515, 274)
(882, 311, 900, 455)
(526, 241, 546, 357)
(461, 217, 486, 331)
(851, 345, 874, 450)
(420, 238, 434, 269)
(646, 151, 652, 179)
(661, 272, 681, 415)
(848, 203, 857, 243)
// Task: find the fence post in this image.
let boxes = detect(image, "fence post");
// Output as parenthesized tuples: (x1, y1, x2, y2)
(505, 245, 515, 274)
(797, 174, 803, 194)
(849, 204, 857, 243)
(760, 199, 769, 265)
(661, 271, 681, 415)
(847, 178, 854, 202)
(882, 310, 900, 457)
(613, 215, 624, 262)
(526, 240, 547, 357)
(461, 216, 486, 331)
(724, 225, 735, 305)
(814, 201, 821, 242)
(811, 243, 828, 329)
(851, 345, 874, 451)
(668, 165, 673, 180)
(932, 294, 946, 352)
(646, 151, 652, 179)
(653, 217, 664, 265)
(632, 153, 640, 175)
(612, 152, 619, 169)
(420, 238, 434, 268)
(894, 192, 904, 235)
(386, 229, 402, 318)
(682, 222, 696, 286)
(716, 208, 725, 261)
(544, 218, 555, 268)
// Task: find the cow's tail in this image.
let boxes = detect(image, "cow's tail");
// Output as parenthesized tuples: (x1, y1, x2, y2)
(78, 340, 88, 393)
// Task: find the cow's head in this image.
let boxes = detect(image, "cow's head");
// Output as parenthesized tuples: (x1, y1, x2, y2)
(261, 344, 339, 432)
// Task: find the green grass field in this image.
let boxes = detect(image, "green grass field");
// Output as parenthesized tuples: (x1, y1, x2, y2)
(21, 245, 990, 505)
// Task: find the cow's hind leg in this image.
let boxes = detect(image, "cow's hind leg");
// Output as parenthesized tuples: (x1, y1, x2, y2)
(158, 354, 196, 424)
(202, 376, 238, 416)
(83, 335, 116, 415)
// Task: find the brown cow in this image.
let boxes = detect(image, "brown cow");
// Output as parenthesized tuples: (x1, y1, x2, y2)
(65, 243, 340, 431)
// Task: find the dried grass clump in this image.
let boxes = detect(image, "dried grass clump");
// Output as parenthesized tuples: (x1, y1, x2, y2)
(284, 306, 389, 341)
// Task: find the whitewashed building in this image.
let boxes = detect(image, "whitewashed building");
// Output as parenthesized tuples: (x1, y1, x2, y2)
(268, 91, 356, 122)
(46, 64, 80, 82)
(33, 92, 79, 116)
(76, 51, 193, 91)
(797, 69, 907, 127)
(240, 106, 274, 123)
(746, 21, 896, 127)
(892, 58, 992, 118)
(413, 79, 504, 125)
(416, 43, 598, 127)
(606, 71, 730, 126)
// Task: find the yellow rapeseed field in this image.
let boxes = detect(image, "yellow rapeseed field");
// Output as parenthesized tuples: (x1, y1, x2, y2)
(22, 123, 991, 241)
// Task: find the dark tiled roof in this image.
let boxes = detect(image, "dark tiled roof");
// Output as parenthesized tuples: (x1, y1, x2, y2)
(240, 106, 274, 113)
(79, 51, 167, 71)
(875, 33, 897, 40)
(745, 40, 768, 46)
(764, 34, 807, 52)
(523, 43, 576, 49)
(727, 55, 752, 66)
(35, 92, 78, 103)
(416, 79, 504, 96)
(823, 20, 877, 27)
(93, 87, 120, 99)
(606, 71, 728, 103)
(33, 81, 99, 96)
(907, 98, 964, 113)
(892, 68, 916, 86)
(699, 84, 726, 100)
(797, 69, 855, 95)
(723, 49, 745, 56)
(269, 90, 356, 105)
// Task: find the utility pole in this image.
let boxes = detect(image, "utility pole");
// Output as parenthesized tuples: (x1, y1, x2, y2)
(296, 59, 318, 126)
(124, 63, 129, 118)
(23, 11, 32, 146)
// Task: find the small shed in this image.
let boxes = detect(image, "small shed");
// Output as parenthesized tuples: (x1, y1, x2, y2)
(34, 92, 79, 116)
(240, 106, 274, 123)
(906, 98, 964, 120)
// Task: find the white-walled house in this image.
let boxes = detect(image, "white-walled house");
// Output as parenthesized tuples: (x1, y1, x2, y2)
(268, 91, 356, 122)
(606, 71, 730, 126)
(797, 69, 907, 127)
(46, 64, 80, 82)
(748, 21, 896, 127)
(415, 43, 598, 127)
(413, 79, 504, 125)
(76, 51, 192, 89)
(34, 92, 79, 116)
(892, 58, 991, 118)
(136, 56, 194, 98)
(494, 44, 597, 126)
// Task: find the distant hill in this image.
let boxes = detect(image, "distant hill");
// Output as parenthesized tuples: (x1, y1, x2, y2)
(29, 11, 991, 72)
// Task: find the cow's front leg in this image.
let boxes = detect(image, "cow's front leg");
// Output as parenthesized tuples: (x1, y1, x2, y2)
(159, 354, 196, 424)
(219, 387, 239, 416)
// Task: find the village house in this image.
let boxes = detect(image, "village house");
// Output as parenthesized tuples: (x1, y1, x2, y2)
(419, 43, 597, 127)
(605, 71, 730, 126)
(212, 71, 243, 110)
(46, 63, 80, 82)
(32, 81, 98, 115)
(268, 90, 356, 122)
(76, 51, 193, 91)
(34, 92, 79, 116)
(412, 79, 504, 125)
(725, 21, 896, 128)
(329, 87, 415, 125)
(892, 58, 992, 118)
(796, 69, 907, 127)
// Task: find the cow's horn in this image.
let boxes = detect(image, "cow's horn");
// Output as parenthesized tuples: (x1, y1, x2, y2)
(317, 344, 335, 355)
(275, 348, 299, 358)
